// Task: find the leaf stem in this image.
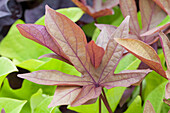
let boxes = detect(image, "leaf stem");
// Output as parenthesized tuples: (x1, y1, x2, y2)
(101, 88, 112, 113)
(99, 95, 101, 113)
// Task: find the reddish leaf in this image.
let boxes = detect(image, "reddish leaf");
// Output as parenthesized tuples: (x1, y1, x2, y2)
(115, 38, 167, 78)
(120, 0, 140, 36)
(143, 100, 156, 113)
(101, 69, 151, 89)
(16, 24, 69, 60)
(152, 0, 170, 15)
(97, 16, 130, 82)
(18, 70, 92, 86)
(71, 85, 101, 106)
(17, 6, 151, 108)
(72, 0, 118, 19)
(139, 0, 166, 33)
(48, 86, 81, 107)
(45, 5, 93, 78)
(165, 81, 170, 99)
(141, 22, 170, 37)
(163, 99, 170, 106)
(159, 31, 170, 72)
(86, 40, 105, 68)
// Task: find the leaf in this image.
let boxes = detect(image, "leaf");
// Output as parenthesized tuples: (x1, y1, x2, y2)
(143, 100, 156, 113)
(71, 85, 101, 107)
(17, 6, 151, 109)
(115, 38, 167, 78)
(30, 89, 46, 113)
(0, 57, 18, 86)
(165, 81, 170, 99)
(152, 0, 170, 15)
(0, 97, 27, 113)
(45, 5, 92, 76)
(35, 96, 61, 113)
(163, 99, 170, 106)
(16, 24, 68, 60)
(71, 0, 118, 19)
(159, 31, 170, 73)
(18, 70, 91, 86)
(124, 96, 142, 113)
(140, 22, 170, 37)
(35, 7, 84, 25)
(86, 40, 105, 68)
(48, 86, 81, 107)
(68, 87, 126, 113)
(143, 81, 167, 113)
(101, 69, 151, 89)
(120, 0, 140, 35)
(139, 0, 166, 33)
(0, 20, 52, 63)
(1, 108, 5, 113)
(16, 59, 44, 72)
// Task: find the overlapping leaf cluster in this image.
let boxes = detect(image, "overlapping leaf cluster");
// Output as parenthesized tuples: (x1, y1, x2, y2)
(16, 5, 151, 109)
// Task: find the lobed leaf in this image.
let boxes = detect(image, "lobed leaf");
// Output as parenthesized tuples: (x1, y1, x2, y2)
(115, 38, 167, 78)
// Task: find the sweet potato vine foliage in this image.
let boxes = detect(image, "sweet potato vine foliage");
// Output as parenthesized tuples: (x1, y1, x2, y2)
(16, 6, 151, 112)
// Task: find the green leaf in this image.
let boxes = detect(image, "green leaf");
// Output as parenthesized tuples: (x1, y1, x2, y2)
(124, 96, 142, 113)
(97, 6, 124, 27)
(0, 57, 18, 86)
(82, 22, 96, 37)
(0, 20, 52, 64)
(35, 58, 81, 76)
(30, 89, 46, 113)
(92, 28, 100, 41)
(137, 12, 142, 29)
(158, 15, 170, 26)
(0, 79, 56, 113)
(17, 59, 44, 72)
(68, 87, 126, 113)
(35, 7, 84, 25)
(0, 97, 27, 113)
(143, 81, 168, 113)
(34, 96, 61, 113)
(142, 71, 167, 100)
(115, 54, 141, 73)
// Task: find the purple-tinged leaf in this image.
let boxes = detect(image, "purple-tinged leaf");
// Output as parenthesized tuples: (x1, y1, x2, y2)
(159, 31, 170, 72)
(152, 0, 170, 15)
(115, 38, 167, 78)
(45, 6, 94, 78)
(18, 70, 92, 86)
(16, 24, 69, 60)
(86, 40, 105, 68)
(95, 27, 112, 50)
(48, 86, 81, 107)
(71, 85, 102, 106)
(139, 0, 166, 33)
(72, 0, 118, 19)
(97, 16, 130, 82)
(39, 53, 72, 65)
(120, 0, 140, 36)
(165, 81, 170, 99)
(141, 22, 170, 37)
(101, 69, 151, 89)
(95, 24, 116, 34)
(143, 100, 156, 113)
(1, 109, 5, 113)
